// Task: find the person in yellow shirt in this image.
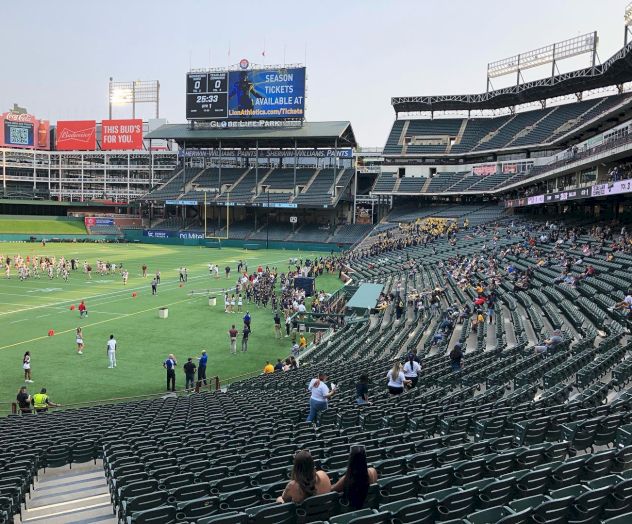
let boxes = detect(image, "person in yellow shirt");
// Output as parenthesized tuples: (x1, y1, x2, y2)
(263, 361, 274, 374)
(298, 334, 307, 350)
(32, 388, 61, 413)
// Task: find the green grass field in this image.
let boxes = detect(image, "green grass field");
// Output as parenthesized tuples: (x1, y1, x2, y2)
(0, 218, 87, 234)
(0, 242, 341, 413)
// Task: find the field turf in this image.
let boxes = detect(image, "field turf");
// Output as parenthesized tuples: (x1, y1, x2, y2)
(0, 218, 86, 234)
(0, 242, 342, 413)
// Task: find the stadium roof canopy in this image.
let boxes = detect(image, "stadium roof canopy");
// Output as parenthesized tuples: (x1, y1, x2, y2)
(145, 121, 357, 148)
(392, 42, 632, 113)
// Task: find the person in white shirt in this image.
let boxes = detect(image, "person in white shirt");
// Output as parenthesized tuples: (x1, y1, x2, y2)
(106, 335, 117, 368)
(386, 361, 410, 395)
(403, 353, 422, 388)
(306, 372, 336, 423)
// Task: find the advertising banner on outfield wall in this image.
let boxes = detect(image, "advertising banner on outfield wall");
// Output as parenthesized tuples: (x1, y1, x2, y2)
(85, 217, 115, 227)
(56, 120, 97, 150)
(0, 111, 50, 150)
(101, 119, 143, 150)
(143, 230, 173, 239)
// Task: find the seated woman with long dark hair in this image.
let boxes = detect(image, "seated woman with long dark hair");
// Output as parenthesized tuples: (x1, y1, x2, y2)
(331, 446, 378, 510)
(277, 450, 331, 503)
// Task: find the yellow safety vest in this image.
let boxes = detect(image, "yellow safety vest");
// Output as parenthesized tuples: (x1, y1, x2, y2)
(33, 393, 48, 410)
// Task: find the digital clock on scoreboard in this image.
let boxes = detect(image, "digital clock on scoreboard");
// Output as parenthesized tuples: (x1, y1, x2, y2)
(186, 72, 229, 119)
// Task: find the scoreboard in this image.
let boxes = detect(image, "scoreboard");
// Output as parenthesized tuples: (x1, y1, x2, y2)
(186, 67, 306, 121)
(186, 72, 229, 119)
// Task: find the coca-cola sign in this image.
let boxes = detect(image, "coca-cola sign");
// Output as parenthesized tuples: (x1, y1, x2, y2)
(5, 112, 35, 123)
(56, 120, 96, 150)
(0, 111, 50, 150)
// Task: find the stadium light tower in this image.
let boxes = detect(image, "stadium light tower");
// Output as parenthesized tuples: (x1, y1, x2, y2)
(625, 2, 632, 45)
(486, 32, 598, 92)
(108, 78, 160, 119)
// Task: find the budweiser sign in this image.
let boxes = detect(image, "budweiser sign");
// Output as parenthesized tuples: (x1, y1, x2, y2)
(56, 120, 96, 150)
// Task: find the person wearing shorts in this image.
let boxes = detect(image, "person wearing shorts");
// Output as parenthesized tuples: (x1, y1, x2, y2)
(229, 325, 238, 354)
(76, 327, 84, 355)
(23, 352, 33, 383)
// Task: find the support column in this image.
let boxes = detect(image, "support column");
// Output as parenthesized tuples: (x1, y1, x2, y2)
(2, 149, 6, 193)
(127, 152, 131, 203)
(81, 152, 84, 202)
(293, 139, 298, 196)
(353, 163, 358, 224)
(218, 140, 222, 229)
(255, 139, 259, 194)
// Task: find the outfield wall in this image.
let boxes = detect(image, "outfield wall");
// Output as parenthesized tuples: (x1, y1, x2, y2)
(0, 234, 110, 241)
(123, 229, 345, 252)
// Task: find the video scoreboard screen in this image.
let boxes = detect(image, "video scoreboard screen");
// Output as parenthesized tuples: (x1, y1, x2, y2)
(186, 67, 305, 121)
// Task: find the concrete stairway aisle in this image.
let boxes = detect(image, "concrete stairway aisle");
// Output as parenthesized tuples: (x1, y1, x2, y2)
(18, 460, 115, 524)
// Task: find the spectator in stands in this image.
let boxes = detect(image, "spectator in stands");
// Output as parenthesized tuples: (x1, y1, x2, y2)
(299, 333, 308, 351)
(228, 325, 238, 354)
(22, 351, 32, 383)
(611, 293, 632, 317)
(534, 330, 563, 356)
(331, 445, 378, 510)
(395, 295, 404, 320)
(355, 374, 371, 406)
(277, 450, 331, 503)
(164, 354, 177, 392)
(274, 359, 284, 372)
(183, 357, 196, 392)
(263, 361, 274, 374)
(290, 356, 299, 369)
(449, 343, 464, 372)
(487, 293, 496, 324)
(306, 372, 336, 423)
(386, 361, 410, 395)
(16, 386, 32, 414)
(403, 353, 421, 388)
(197, 350, 208, 386)
(32, 388, 60, 413)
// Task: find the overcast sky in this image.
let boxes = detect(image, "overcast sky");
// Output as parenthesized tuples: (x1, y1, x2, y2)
(0, 0, 628, 146)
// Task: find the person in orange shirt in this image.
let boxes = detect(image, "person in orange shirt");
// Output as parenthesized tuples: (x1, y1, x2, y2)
(263, 361, 274, 374)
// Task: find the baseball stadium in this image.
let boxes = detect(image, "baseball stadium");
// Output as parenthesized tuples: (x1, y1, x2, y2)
(3, 2, 632, 523)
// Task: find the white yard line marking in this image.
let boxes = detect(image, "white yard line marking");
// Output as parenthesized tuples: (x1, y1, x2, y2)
(87, 310, 127, 316)
(9, 318, 29, 324)
(0, 297, 193, 351)
(0, 274, 208, 317)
